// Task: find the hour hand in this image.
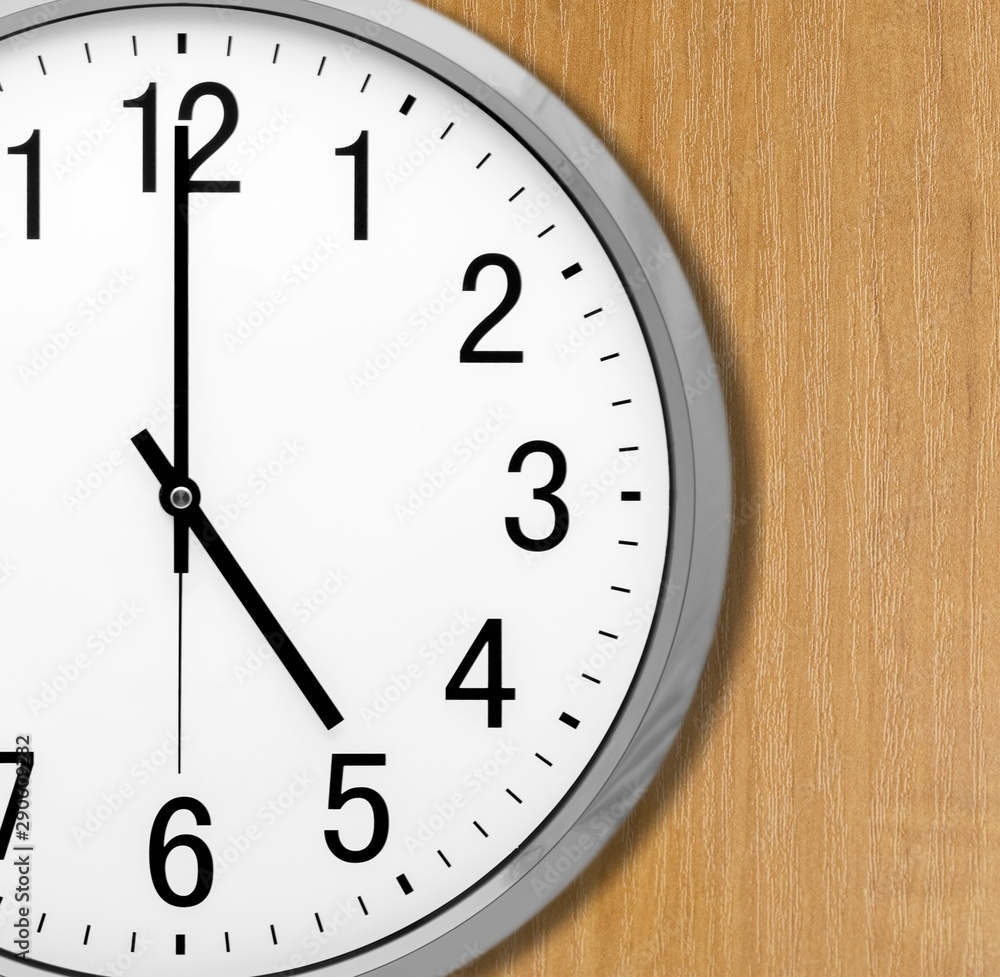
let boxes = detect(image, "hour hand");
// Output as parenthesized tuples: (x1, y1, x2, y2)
(131, 429, 344, 730)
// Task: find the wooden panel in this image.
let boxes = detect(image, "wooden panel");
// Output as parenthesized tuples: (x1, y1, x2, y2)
(411, 1, 1000, 974)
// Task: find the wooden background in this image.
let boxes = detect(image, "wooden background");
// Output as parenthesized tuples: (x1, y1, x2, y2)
(412, 1, 1000, 975)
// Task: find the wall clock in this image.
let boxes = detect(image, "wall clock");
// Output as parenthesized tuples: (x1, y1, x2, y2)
(0, 0, 730, 975)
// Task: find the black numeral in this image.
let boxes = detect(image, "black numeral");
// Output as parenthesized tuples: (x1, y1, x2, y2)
(460, 254, 523, 363)
(506, 440, 570, 551)
(124, 82, 240, 194)
(325, 754, 388, 863)
(445, 619, 516, 727)
(8, 131, 40, 239)
(149, 797, 214, 907)
(0, 752, 33, 859)
(178, 82, 240, 193)
(335, 131, 369, 240)
(123, 82, 157, 192)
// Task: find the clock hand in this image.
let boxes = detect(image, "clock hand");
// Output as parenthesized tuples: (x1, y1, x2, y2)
(131, 429, 344, 731)
(173, 124, 191, 575)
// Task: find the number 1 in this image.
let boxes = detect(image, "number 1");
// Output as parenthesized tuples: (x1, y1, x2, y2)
(8, 131, 40, 239)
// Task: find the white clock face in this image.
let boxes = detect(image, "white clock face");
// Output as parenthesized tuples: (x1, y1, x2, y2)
(0, 4, 671, 976)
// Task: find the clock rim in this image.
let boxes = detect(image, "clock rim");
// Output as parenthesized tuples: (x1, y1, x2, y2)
(0, 1, 732, 975)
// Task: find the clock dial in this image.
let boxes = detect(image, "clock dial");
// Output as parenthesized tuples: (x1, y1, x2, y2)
(0, 5, 673, 977)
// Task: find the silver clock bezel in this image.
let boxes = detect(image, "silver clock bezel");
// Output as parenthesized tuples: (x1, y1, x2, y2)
(0, 1, 732, 975)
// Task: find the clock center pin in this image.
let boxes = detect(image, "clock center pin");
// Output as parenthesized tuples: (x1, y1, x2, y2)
(169, 486, 193, 510)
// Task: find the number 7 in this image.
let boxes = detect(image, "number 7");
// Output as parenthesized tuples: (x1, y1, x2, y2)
(0, 752, 33, 860)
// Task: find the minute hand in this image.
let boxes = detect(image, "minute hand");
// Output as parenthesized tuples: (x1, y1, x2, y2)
(132, 429, 343, 730)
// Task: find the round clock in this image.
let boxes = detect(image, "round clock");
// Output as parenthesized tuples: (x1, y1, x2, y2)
(0, 1, 730, 975)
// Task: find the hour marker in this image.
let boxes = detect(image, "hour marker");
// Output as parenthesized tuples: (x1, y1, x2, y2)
(358, 896, 369, 916)
(619, 539, 639, 547)
(37, 55, 46, 75)
(601, 352, 620, 362)
(535, 752, 553, 766)
(598, 630, 618, 640)
(400, 94, 416, 115)
(438, 849, 451, 867)
(538, 224, 556, 238)
(397, 873, 414, 895)
(620, 445, 639, 452)
(224, 932, 231, 953)
(476, 152, 492, 169)
(506, 788, 523, 804)
(272, 43, 280, 63)
(83, 925, 91, 946)
(611, 585, 631, 593)
(38, 914, 47, 934)
(441, 121, 454, 139)
(584, 308, 603, 318)
(560, 712, 581, 729)
(473, 821, 489, 837)
(226, 35, 232, 56)
(562, 262, 583, 279)
(509, 187, 525, 201)
(84, 43, 91, 63)
(130, 932, 136, 952)
(314, 913, 324, 933)
(317, 55, 326, 75)
(361, 73, 371, 92)
(131, 35, 137, 56)
(583, 673, 601, 684)
(177, 32, 187, 54)
(270, 925, 278, 945)
(612, 399, 632, 407)
(622, 491, 641, 501)
(175, 935, 186, 955)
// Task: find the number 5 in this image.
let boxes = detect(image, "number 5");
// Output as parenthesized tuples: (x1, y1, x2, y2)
(325, 754, 389, 863)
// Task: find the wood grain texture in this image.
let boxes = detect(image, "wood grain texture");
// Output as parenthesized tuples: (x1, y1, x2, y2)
(410, 0, 1000, 974)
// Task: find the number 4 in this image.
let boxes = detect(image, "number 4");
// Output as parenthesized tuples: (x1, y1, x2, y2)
(446, 619, 516, 727)
(0, 752, 33, 860)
